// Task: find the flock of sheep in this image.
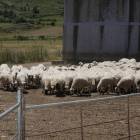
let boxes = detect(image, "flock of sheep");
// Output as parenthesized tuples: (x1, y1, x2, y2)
(0, 58, 140, 96)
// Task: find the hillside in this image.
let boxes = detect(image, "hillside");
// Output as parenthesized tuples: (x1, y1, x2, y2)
(0, 0, 64, 35)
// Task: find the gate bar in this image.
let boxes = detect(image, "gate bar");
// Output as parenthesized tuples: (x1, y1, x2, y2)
(0, 103, 20, 120)
(26, 93, 140, 110)
(10, 132, 19, 140)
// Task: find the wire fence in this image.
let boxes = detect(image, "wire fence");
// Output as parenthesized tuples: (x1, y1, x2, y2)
(25, 93, 140, 140)
(1, 91, 140, 140)
(0, 46, 62, 64)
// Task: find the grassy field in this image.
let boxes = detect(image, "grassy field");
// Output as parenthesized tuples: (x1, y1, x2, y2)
(0, 27, 63, 39)
(0, 0, 64, 63)
(0, 25, 63, 64)
(0, 39, 62, 64)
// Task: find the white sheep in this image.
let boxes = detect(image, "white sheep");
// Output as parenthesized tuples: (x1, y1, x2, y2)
(41, 75, 51, 95)
(115, 76, 136, 94)
(17, 72, 28, 87)
(0, 73, 14, 91)
(97, 76, 118, 95)
(63, 72, 75, 94)
(134, 74, 140, 93)
(70, 77, 90, 96)
(50, 74, 65, 96)
(11, 65, 23, 72)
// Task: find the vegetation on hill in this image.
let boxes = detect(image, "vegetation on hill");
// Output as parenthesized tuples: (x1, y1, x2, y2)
(0, 0, 64, 34)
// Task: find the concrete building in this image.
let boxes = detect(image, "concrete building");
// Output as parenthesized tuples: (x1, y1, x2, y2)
(62, 0, 140, 61)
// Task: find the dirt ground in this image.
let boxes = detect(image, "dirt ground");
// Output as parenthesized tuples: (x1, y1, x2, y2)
(1, 62, 140, 140)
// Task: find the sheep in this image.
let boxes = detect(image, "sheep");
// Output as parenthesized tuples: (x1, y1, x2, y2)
(115, 76, 136, 94)
(63, 72, 75, 94)
(0, 64, 9, 72)
(11, 65, 23, 72)
(97, 76, 118, 95)
(87, 77, 96, 92)
(0, 73, 14, 91)
(41, 75, 51, 95)
(38, 64, 47, 70)
(50, 75, 65, 96)
(29, 69, 40, 87)
(70, 77, 90, 96)
(0, 64, 8, 68)
(11, 65, 18, 72)
(16, 72, 28, 87)
(11, 70, 19, 90)
(134, 74, 140, 93)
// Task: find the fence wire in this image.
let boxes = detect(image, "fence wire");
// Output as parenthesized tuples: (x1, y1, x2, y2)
(24, 94, 140, 140)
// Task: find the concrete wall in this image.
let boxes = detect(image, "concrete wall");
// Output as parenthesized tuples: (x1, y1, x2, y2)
(63, 0, 140, 61)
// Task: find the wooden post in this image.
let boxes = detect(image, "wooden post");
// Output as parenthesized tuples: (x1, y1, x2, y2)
(1, 40, 2, 47)
(18, 39, 19, 47)
(6, 48, 8, 62)
(50, 40, 52, 46)
(41, 47, 43, 60)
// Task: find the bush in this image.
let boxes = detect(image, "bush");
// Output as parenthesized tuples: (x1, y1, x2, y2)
(13, 17, 26, 23)
(39, 35, 45, 40)
(51, 21, 55, 26)
(17, 35, 29, 40)
(30, 20, 35, 24)
(36, 20, 41, 25)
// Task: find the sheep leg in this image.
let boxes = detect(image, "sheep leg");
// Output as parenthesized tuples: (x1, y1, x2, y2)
(99, 90, 101, 94)
(80, 88, 83, 96)
(117, 92, 119, 95)
(45, 90, 48, 95)
(76, 88, 79, 95)
(89, 87, 91, 96)
(121, 91, 124, 95)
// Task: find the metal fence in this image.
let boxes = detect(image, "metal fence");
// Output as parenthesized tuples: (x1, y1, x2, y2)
(1, 91, 140, 140)
(0, 47, 62, 64)
(0, 90, 22, 140)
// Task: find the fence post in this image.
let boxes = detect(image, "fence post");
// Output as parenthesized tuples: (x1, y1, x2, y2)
(1, 40, 2, 47)
(21, 97, 25, 140)
(6, 48, 8, 62)
(18, 39, 19, 47)
(80, 104, 83, 140)
(24, 48, 26, 62)
(41, 47, 43, 60)
(21, 83, 26, 140)
(127, 97, 130, 140)
(17, 90, 21, 140)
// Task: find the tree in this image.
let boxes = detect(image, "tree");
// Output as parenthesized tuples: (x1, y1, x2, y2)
(24, 6, 27, 11)
(33, 6, 39, 13)
(4, 9, 8, 17)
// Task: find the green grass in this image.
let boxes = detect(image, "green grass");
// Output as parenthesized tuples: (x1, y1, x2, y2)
(0, 45, 62, 64)
(0, 40, 62, 64)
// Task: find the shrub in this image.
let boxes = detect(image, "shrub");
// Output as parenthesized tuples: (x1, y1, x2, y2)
(13, 17, 26, 23)
(39, 35, 45, 40)
(51, 21, 55, 26)
(17, 35, 29, 40)
(30, 20, 35, 24)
